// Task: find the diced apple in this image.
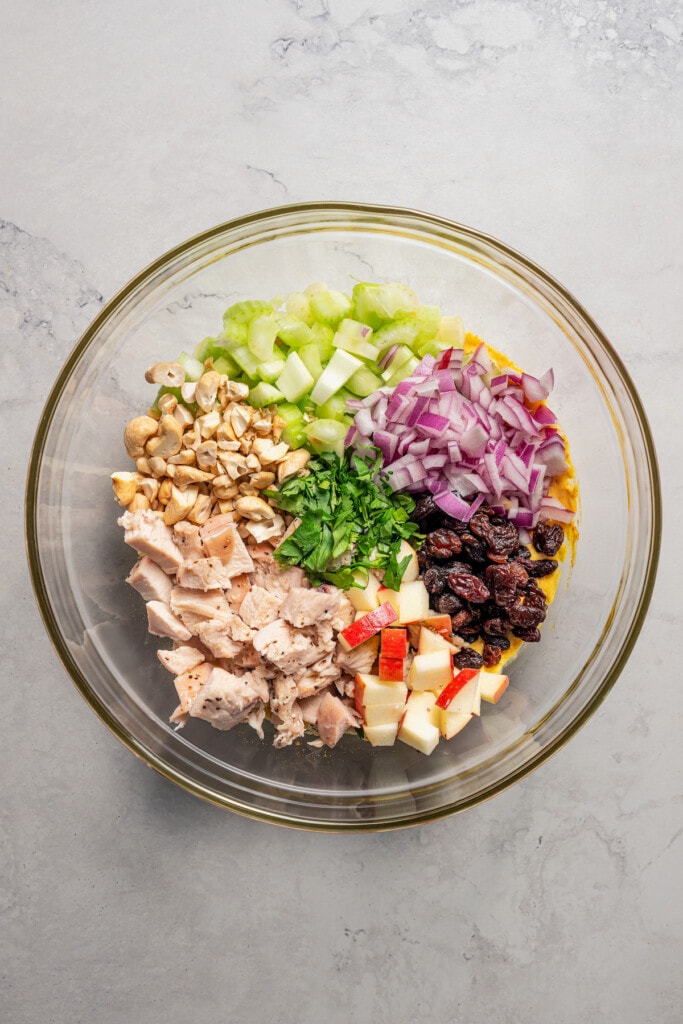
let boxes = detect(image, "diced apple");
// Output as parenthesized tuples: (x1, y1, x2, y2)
(354, 673, 408, 710)
(435, 668, 480, 709)
(339, 601, 398, 651)
(404, 690, 440, 724)
(381, 627, 407, 659)
(397, 540, 419, 583)
(363, 722, 399, 747)
(407, 650, 453, 691)
(441, 671, 481, 716)
(377, 585, 401, 618)
(378, 655, 405, 682)
(422, 614, 452, 637)
(363, 702, 406, 726)
(439, 709, 473, 740)
(478, 671, 509, 704)
(398, 691, 440, 755)
(398, 580, 430, 624)
(417, 626, 460, 656)
(346, 571, 381, 612)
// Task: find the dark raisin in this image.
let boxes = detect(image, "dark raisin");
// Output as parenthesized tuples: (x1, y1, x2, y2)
(411, 494, 440, 529)
(525, 558, 559, 579)
(481, 616, 510, 638)
(483, 643, 504, 668)
(436, 592, 465, 614)
(423, 528, 463, 560)
(453, 648, 484, 670)
(460, 533, 488, 564)
(484, 562, 528, 608)
(450, 609, 473, 632)
(508, 581, 548, 628)
(532, 522, 564, 557)
(514, 547, 531, 560)
(423, 567, 446, 595)
(470, 511, 519, 559)
(512, 625, 542, 643)
(447, 572, 491, 604)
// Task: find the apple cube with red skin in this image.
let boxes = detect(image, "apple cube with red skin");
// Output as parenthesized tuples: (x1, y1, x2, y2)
(436, 668, 481, 716)
(354, 673, 408, 713)
(398, 691, 440, 755)
(417, 626, 460, 656)
(377, 585, 401, 618)
(339, 601, 398, 651)
(408, 650, 453, 691)
(479, 671, 509, 704)
(422, 614, 452, 637)
(381, 628, 407, 659)
(378, 655, 405, 682)
(439, 709, 473, 740)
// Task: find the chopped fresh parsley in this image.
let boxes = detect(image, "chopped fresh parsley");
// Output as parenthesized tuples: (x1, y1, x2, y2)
(267, 450, 422, 589)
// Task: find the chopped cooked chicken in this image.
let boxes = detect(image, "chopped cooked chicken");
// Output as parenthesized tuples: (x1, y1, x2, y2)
(194, 620, 242, 660)
(294, 652, 342, 699)
(280, 587, 346, 628)
(199, 516, 254, 576)
(118, 509, 184, 574)
(335, 635, 380, 677)
(250, 558, 308, 601)
(170, 586, 232, 629)
(238, 586, 283, 629)
(252, 620, 320, 673)
(173, 521, 204, 560)
(146, 601, 192, 642)
(316, 693, 362, 749)
(270, 675, 305, 747)
(176, 557, 234, 591)
(226, 573, 251, 609)
(174, 661, 213, 711)
(157, 645, 205, 675)
(245, 703, 266, 739)
(299, 689, 333, 725)
(186, 665, 268, 730)
(126, 556, 173, 604)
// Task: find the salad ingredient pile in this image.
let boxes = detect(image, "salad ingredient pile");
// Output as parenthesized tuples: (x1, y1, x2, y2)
(112, 280, 576, 754)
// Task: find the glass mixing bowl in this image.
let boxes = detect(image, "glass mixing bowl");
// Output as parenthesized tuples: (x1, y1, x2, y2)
(26, 203, 661, 830)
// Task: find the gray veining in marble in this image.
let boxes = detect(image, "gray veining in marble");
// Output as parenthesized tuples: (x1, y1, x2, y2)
(1, 2, 682, 1022)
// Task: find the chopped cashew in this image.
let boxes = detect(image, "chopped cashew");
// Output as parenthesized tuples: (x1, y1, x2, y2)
(144, 362, 185, 387)
(111, 471, 142, 506)
(163, 484, 199, 526)
(277, 448, 311, 484)
(157, 392, 178, 415)
(146, 415, 183, 459)
(172, 465, 214, 488)
(123, 415, 159, 460)
(234, 496, 276, 521)
(195, 371, 221, 413)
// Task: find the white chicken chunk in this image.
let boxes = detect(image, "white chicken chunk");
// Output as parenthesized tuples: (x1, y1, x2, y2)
(146, 601, 192, 642)
(118, 509, 183, 574)
(126, 556, 173, 604)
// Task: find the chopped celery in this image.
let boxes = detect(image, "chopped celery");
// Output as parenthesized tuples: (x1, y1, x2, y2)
(346, 365, 383, 398)
(276, 315, 314, 348)
(351, 282, 419, 329)
(415, 337, 452, 359)
(277, 403, 307, 448)
(276, 351, 315, 403)
(220, 319, 248, 350)
(247, 312, 279, 361)
(212, 354, 239, 377)
(310, 349, 363, 406)
(384, 355, 419, 386)
(315, 389, 353, 422)
(437, 315, 466, 347)
(380, 345, 414, 381)
(415, 305, 441, 342)
(298, 343, 324, 382)
(372, 318, 421, 353)
(256, 355, 286, 383)
(223, 299, 272, 324)
(249, 382, 284, 408)
(192, 336, 221, 363)
(309, 289, 353, 326)
(337, 318, 375, 342)
(176, 351, 205, 382)
(309, 323, 335, 361)
(231, 344, 262, 379)
(304, 417, 349, 457)
(285, 292, 314, 325)
(332, 330, 380, 362)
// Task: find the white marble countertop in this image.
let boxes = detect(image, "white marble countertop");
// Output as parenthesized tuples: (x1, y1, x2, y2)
(2, 2, 681, 1022)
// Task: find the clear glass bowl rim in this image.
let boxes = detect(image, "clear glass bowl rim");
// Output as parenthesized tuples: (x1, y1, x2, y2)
(25, 201, 662, 831)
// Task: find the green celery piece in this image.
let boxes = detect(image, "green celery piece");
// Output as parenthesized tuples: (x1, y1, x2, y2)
(176, 351, 205, 382)
(384, 355, 419, 386)
(231, 344, 262, 379)
(380, 345, 414, 381)
(298, 343, 324, 381)
(332, 330, 380, 362)
(309, 289, 353, 327)
(192, 336, 221, 363)
(284, 291, 315, 326)
(220, 319, 249, 350)
(248, 312, 279, 361)
(281, 421, 307, 448)
(310, 349, 363, 405)
(315, 389, 353, 422)
(276, 351, 315, 403)
(304, 418, 349, 458)
(309, 323, 335, 361)
(276, 402, 305, 426)
(277, 315, 314, 348)
(351, 282, 420, 329)
(416, 337, 453, 359)
(337, 317, 375, 342)
(346, 365, 383, 398)
(212, 354, 239, 377)
(437, 315, 466, 347)
(223, 299, 272, 324)
(372, 318, 421, 354)
(256, 355, 286, 383)
(414, 305, 441, 343)
(249, 382, 284, 408)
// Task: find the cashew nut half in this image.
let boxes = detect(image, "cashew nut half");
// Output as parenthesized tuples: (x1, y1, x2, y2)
(146, 414, 183, 459)
(123, 415, 160, 460)
(144, 362, 185, 387)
